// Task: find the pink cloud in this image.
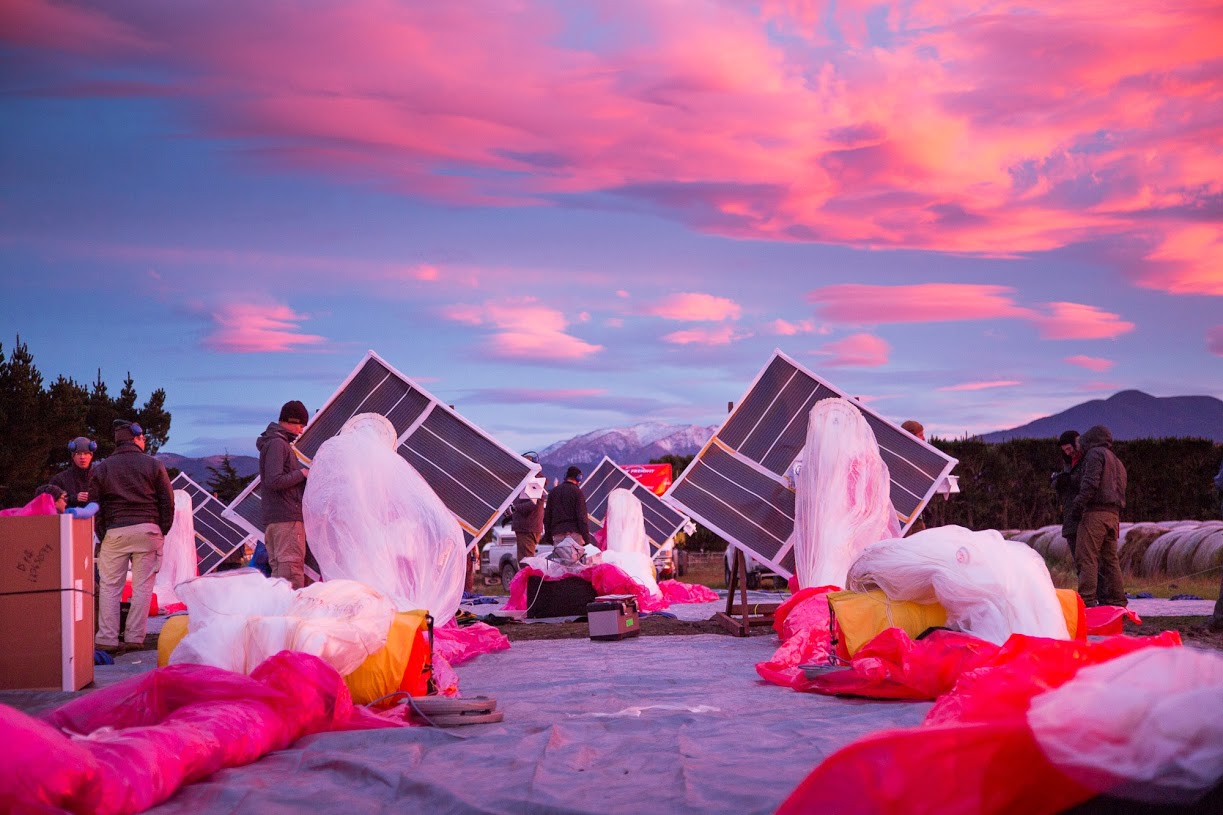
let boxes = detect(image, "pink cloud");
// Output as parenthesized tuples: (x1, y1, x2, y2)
(202, 302, 326, 353)
(412, 263, 439, 281)
(1032, 302, 1134, 340)
(766, 318, 819, 335)
(439, 297, 602, 361)
(938, 380, 1022, 392)
(661, 325, 750, 346)
(1208, 325, 1223, 357)
(808, 284, 1032, 323)
(6, 1, 1222, 296)
(649, 292, 742, 321)
(1064, 354, 1115, 372)
(815, 333, 890, 367)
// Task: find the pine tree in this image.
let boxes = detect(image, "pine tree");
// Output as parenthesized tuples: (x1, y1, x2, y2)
(206, 452, 255, 504)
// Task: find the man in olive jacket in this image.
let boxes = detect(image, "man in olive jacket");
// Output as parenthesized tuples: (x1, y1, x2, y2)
(258, 400, 310, 589)
(89, 420, 174, 653)
(1070, 425, 1128, 607)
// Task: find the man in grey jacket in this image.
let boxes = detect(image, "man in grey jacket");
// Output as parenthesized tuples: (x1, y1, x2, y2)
(1070, 425, 1128, 607)
(89, 419, 174, 654)
(257, 400, 310, 589)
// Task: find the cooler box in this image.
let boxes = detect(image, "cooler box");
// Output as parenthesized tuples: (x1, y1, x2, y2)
(0, 514, 95, 691)
(525, 575, 599, 618)
(587, 594, 640, 641)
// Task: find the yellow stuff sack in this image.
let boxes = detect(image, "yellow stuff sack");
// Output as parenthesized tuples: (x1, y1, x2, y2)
(344, 609, 429, 706)
(829, 588, 1088, 658)
(827, 590, 947, 659)
(157, 614, 190, 667)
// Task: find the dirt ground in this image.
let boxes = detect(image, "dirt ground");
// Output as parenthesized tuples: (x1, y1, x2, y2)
(1124, 616, 1223, 651)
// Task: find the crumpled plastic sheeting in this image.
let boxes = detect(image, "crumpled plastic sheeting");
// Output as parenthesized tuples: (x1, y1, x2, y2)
(1029, 647, 1223, 805)
(1084, 604, 1141, 636)
(303, 413, 466, 622)
(657, 580, 719, 604)
(600, 488, 662, 597)
(756, 587, 837, 688)
(0, 491, 56, 516)
(848, 525, 1069, 644)
(432, 620, 510, 667)
(170, 571, 394, 677)
(793, 398, 900, 589)
(0, 651, 401, 815)
(154, 490, 198, 611)
(505, 563, 670, 612)
(778, 632, 1196, 815)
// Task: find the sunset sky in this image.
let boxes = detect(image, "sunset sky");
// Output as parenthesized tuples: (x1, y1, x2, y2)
(2, 0, 1220, 457)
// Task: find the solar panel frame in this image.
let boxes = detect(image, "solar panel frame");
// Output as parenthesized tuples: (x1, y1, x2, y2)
(664, 349, 958, 579)
(221, 350, 539, 554)
(171, 473, 258, 575)
(582, 456, 691, 554)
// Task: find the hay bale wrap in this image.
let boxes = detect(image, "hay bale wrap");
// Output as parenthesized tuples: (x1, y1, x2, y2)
(1031, 526, 1061, 557)
(1119, 525, 1168, 574)
(1166, 523, 1222, 577)
(1047, 534, 1072, 565)
(1190, 528, 1223, 575)
(1142, 528, 1190, 577)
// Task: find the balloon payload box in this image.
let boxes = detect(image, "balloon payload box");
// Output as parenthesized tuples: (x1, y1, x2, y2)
(587, 594, 640, 641)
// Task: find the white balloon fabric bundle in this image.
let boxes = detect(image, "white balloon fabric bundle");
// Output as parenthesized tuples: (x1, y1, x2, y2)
(599, 487, 661, 596)
(154, 489, 199, 610)
(848, 525, 1070, 644)
(303, 413, 466, 621)
(792, 398, 900, 589)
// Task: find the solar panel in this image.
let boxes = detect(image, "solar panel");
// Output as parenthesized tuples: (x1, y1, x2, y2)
(665, 350, 957, 579)
(221, 351, 538, 556)
(582, 456, 691, 554)
(171, 473, 258, 575)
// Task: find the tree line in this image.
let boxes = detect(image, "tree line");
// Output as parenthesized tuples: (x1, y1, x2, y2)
(654, 436, 1223, 550)
(0, 338, 172, 506)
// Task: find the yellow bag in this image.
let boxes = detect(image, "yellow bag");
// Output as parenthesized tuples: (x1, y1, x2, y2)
(344, 609, 429, 706)
(828, 588, 1087, 658)
(827, 590, 947, 659)
(157, 614, 190, 667)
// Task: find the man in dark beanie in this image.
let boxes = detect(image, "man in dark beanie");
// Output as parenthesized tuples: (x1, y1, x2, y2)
(542, 465, 592, 548)
(88, 419, 174, 654)
(51, 435, 97, 509)
(257, 400, 311, 589)
(1070, 425, 1128, 607)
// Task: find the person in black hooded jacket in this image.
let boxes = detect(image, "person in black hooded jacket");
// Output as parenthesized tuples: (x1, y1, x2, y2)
(1070, 425, 1128, 607)
(257, 400, 310, 589)
(1051, 430, 1082, 558)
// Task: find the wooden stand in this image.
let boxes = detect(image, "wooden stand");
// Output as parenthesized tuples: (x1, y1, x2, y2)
(715, 548, 781, 636)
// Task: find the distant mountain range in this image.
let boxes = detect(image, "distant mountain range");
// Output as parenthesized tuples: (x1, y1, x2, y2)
(158, 391, 1220, 489)
(980, 390, 1223, 442)
(156, 452, 259, 487)
(536, 421, 716, 483)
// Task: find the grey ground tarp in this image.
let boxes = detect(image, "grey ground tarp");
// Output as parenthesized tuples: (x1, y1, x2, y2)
(143, 633, 931, 814)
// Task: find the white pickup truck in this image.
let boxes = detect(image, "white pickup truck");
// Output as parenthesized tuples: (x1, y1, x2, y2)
(480, 520, 679, 585)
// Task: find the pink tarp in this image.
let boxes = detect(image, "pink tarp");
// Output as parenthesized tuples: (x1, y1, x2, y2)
(504, 564, 715, 612)
(433, 620, 511, 666)
(0, 651, 402, 815)
(755, 586, 838, 688)
(778, 632, 1191, 815)
(1084, 604, 1141, 636)
(0, 492, 56, 517)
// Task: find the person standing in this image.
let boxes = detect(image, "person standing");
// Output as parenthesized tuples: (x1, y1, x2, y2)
(1070, 425, 1128, 607)
(543, 466, 592, 548)
(258, 400, 310, 589)
(511, 479, 547, 563)
(51, 435, 96, 510)
(901, 420, 928, 536)
(89, 420, 174, 654)
(1052, 430, 1083, 558)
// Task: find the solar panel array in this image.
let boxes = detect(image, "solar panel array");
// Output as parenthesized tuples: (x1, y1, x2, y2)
(171, 473, 258, 575)
(222, 351, 539, 555)
(665, 350, 958, 579)
(581, 456, 691, 554)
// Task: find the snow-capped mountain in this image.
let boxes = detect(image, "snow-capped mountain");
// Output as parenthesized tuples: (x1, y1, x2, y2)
(537, 422, 717, 483)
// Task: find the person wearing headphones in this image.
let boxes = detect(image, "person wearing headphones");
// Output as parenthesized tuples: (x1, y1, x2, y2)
(51, 435, 97, 509)
(88, 419, 174, 655)
(542, 465, 593, 549)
